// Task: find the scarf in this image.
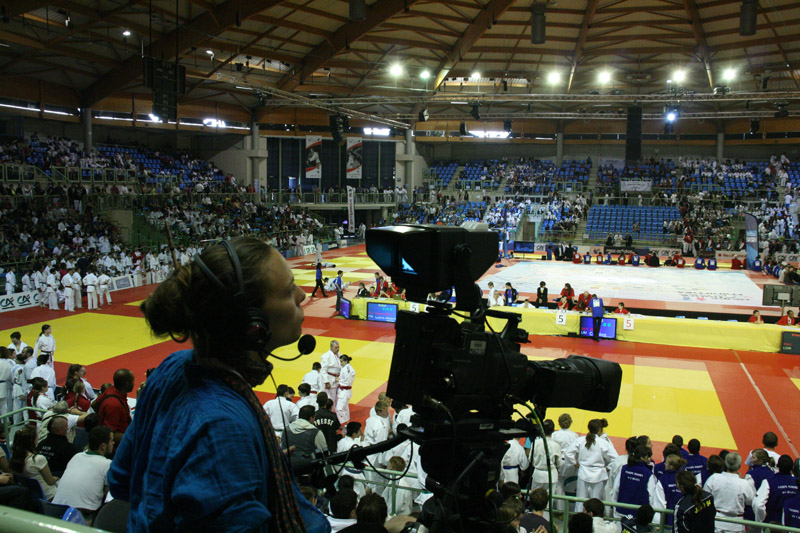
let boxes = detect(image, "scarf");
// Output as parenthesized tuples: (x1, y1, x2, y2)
(200, 357, 306, 532)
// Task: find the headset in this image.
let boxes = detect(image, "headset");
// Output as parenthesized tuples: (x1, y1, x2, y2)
(194, 240, 272, 352)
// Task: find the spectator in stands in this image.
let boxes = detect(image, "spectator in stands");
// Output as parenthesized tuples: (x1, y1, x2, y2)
(10, 425, 59, 500)
(753, 455, 799, 523)
(91, 368, 134, 445)
(746, 431, 782, 468)
(584, 497, 617, 533)
(744, 449, 774, 522)
(531, 419, 561, 491)
(263, 384, 299, 439)
(281, 405, 327, 461)
(621, 504, 656, 533)
(564, 418, 618, 512)
(381, 456, 416, 516)
(313, 393, 340, 452)
(568, 511, 593, 533)
(107, 237, 327, 531)
(674, 470, 715, 533)
(327, 488, 358, 531)
(36, 414, 77, 475)
(613, 444, 656, 520)
(519, 487, 555, 532)
(653, 454, 688, 526)
(704, 452, 755, 533)
(748, 310, 765, 324)
(51, 425, 114, 520)
(685, 439, 709, 484)
(341, 492, 388, 532)
(654, 443, 680, 479)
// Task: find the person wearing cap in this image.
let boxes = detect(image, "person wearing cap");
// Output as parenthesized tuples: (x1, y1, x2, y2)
(336, 355, 355, 425)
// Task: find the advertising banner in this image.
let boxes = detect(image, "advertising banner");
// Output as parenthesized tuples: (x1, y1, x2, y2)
(0, 290, 40, 313)
(347, 185, 356, 233)
(744, 213, 759, 269)
(346, 137, 362, 180)
(305, 136, 322, 179)
(620, 180, 652, 192)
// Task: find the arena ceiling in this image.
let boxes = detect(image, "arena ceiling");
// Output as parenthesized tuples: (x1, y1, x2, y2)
(1, 0, 800, 125)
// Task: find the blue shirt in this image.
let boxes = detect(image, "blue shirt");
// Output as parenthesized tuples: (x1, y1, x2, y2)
(316, 267, 322, 280)
(590, 297, 604, 318)
(334, 276, 343, 291)
(107, 350, 329, 532)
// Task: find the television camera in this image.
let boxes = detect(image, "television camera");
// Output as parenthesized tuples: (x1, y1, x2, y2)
(300, 224, 622, 532)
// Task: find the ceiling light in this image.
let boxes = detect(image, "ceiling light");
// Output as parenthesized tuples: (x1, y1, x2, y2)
(666, 111, 677, 122)
(547, 71, 560, 85)
(470, 71, 481, 80)
(122, 30, 131, 37)
(206, 49, 214, 55)
(420, 70, 430, 80)
(389, 63, 403, 77)
(723, 68, 736, 82)
(673, 70, 686, 83)
(598, 70, 611, 84)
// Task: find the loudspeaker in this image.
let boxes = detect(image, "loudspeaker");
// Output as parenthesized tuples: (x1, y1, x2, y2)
(503, 120, 512, 133)
(330, 114, 347, 144)
(625, 106, 642, 163)
(750, 118, 760, 133)
(350, 0, 366, 21)
(419, 108, 429, 122)
(459, 122, 468, 136)
(531, 3, 546, 44)
(740, 0, 758, 36)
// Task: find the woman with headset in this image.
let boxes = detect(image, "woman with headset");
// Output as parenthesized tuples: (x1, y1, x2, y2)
(107, 237, 328, 532)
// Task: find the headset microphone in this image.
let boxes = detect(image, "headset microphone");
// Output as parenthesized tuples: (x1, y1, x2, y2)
(269, 334, 317, 361)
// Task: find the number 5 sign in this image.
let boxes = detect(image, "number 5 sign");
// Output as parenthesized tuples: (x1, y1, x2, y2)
(623, 316, 635, 330)
(555, 310, 568, 326)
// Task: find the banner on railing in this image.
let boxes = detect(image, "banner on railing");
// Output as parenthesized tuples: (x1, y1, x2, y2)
(0, 290, 40, 313)
(744, 213, 759, 269)
(346, 137, 362, 180)
(303, 244, 316, 255)
(111, 275, 134, 291)
(305, 136, 322, 179)
(347, 186, 356, 233)
(620, 180, 652, 192)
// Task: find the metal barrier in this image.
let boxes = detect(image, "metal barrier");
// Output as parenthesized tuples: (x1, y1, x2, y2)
(1, 406, 47, 442)
(2, 462, 800, 533)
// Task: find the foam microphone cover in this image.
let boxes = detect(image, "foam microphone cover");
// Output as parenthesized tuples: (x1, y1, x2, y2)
(298, 334, 316, 355)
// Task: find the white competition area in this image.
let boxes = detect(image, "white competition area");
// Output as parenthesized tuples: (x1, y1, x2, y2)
(480, 261, 764, 307)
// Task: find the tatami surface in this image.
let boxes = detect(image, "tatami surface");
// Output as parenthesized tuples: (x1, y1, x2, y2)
(2, 245, 798, 461)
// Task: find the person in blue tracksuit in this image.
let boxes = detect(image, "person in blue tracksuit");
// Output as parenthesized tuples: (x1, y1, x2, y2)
(590, 294, 604, 341)
(613, 444, 657, 520)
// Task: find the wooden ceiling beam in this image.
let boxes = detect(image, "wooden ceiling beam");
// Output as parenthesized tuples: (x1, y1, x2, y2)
(567, 0, 599, 94)
(0, 0, 50, 18)
(359, 34, 450, 52)
(682, 0, 715, 89)
(431, 0, 516, 91)
(276, 0, 422, 91)
(82, 0, 289, 107)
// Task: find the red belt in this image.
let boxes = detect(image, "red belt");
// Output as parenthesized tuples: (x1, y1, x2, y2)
(327, 372, 339, 377)
(310, 390, 318, 394)
(339, 385, 352, 390)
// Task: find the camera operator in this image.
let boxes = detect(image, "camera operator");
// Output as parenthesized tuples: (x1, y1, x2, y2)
(106, 237, 328, 532)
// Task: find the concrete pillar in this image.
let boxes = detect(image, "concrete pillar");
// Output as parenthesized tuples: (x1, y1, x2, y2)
(405, 128, 414, 188)
(82, 108, 93, 152)
(716, 132, 724, 162)
(556, 131, 564, 166)
(251, 120, 260, 183)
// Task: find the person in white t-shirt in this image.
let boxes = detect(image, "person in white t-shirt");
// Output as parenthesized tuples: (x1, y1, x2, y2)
(52, 426, 114, 515)
(295, 383, 316, 411)
(262, 384, 299, 439)
(301, 362, 323, 405)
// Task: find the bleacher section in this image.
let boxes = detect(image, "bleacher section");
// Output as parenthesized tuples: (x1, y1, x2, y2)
(457, 160, 503, 190)
(430, 161, 458, 187)
(97, 145, 226, 189)
(586, 205, 681, 241)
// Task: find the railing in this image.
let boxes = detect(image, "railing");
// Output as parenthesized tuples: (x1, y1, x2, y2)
(0, 163, 139, 183)
(3, 470, 800, 533)
(0, 406, 47, 443)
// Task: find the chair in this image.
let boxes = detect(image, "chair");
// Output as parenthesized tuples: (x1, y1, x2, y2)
(15, 475, 45, 501)
(93, 499, 131, 532)
(40, 500, 71, 519)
